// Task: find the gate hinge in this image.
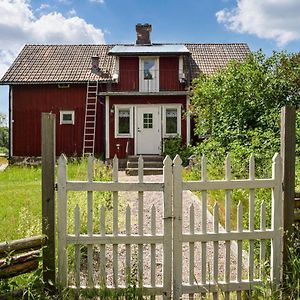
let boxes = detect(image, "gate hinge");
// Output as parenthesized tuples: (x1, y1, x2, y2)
(163, 216, 174, 220)
(54, 183, 58, 191)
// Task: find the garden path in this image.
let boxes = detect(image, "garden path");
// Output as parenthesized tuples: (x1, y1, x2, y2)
(103, 171, 241, 286)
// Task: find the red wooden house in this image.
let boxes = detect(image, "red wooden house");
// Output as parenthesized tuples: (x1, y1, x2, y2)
(0, 24, 250, 163)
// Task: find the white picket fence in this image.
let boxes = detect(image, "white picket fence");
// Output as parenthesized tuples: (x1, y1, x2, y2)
(57, 153, 283, 299)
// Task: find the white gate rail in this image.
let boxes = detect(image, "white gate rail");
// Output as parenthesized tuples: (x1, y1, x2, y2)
(172, 153, 282, 300)
(57, 155, 172, 298)
(57, 153, 283, 299)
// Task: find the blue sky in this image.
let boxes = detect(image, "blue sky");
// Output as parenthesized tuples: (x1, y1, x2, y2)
(0, 0, 300, 120)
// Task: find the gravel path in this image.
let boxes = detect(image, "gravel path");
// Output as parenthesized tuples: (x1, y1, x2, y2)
(77, 172, 245, 290)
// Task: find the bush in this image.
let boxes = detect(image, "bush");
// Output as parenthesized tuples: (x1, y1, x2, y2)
(162, 135, 192, 165)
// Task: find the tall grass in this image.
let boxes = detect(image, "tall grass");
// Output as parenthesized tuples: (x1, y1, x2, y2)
(0, 158, 112, 242)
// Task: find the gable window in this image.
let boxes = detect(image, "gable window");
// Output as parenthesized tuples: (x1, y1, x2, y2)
(139, 57, 159, 92)
(60, 110, 75, 125)
(163, 106, 181, 136)
(115, 106, 133, 137)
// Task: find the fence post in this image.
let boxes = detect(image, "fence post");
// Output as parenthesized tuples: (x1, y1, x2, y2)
(41, 113, 56, 288)
(280, 106, 296, 269)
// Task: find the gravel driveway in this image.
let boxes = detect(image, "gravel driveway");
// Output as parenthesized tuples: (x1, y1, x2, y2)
(78, 172, 244, 290)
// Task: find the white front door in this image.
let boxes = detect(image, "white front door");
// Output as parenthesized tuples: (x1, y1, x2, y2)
(136, 106, 161, 154)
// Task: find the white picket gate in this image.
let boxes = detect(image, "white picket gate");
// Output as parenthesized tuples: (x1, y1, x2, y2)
(57, 153, 283, 299)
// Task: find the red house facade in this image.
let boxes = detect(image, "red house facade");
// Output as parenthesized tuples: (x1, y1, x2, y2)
(0, 24, 250, 160)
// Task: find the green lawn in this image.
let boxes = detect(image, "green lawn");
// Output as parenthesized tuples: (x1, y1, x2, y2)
(0, 159, 112, 242)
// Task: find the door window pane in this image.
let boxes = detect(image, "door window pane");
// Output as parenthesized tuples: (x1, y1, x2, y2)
(166, 109, 177, 134)
(143, 113, 153, 129)
(144, 59, 155, 80)
(118, 109, 130, 134)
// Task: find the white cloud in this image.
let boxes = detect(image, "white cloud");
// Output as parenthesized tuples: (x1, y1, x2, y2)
(89, 0, 104, 4)
(216, 0, 300, 46)
(0, 0, 105, 77)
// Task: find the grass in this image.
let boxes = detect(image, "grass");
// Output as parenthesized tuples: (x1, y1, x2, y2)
(0, 158, 112, 242)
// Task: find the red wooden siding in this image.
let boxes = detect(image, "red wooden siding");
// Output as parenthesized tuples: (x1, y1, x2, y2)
(118, 57, 139, 91)
(12, 84, 104, 157)
(109, 96, 187, 158)
(159, 57, 182, 91)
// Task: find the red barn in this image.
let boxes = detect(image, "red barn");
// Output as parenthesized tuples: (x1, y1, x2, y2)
(0, 24, 250, 163)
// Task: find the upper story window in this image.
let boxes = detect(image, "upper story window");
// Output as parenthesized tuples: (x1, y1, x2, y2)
(139, 57, 159, 92)
(143, 59, 155, 80)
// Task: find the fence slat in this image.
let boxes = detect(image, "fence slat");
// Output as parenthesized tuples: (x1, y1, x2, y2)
(260, 201, 266, 279)
(138, 155, 144, 289)
(100, 206, 106, 287)
(236, 201, 243, 300)
(173, 155, 183, 300)
(57, 154, 68, 287)
(271, 153, 283, 284)
(200, 155, 207, 299)
(224, 154, 231, 300)
(112, 156, 119, 288)
(163, 156, 172, 300)
(87, 155, 94, 287)
(189, 204, 195, 300)
(151, 205, 156, 290)
(125, 205, 131, 287)
(213, 203, 219, 300)
(74, 205, 80, 288)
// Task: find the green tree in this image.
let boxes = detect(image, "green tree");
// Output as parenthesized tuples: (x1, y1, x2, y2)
(0, 113, 8, 154)
(190, 51, 300, 167)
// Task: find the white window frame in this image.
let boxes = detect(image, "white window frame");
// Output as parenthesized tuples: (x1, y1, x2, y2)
(115, 105, 133, 138)
(139, 56, 159, 92)
(163, 105, 181, 137)
(60, 110, 75, 125)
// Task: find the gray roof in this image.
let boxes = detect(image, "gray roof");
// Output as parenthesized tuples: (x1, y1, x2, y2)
(109, 44, 190, 55)
(0, 43, 250, 84)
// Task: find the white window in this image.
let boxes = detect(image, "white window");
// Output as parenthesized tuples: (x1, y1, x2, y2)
(115, 106, 133, 137)
(60, 110, 75, 125)
(139, 57, 159, 92)
(163, 105, 181, 137)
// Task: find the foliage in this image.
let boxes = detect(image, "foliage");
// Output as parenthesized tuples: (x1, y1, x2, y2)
(162, 135, 192, 165)
(0, 113, 8, 154)
(190, 50, 300, 165)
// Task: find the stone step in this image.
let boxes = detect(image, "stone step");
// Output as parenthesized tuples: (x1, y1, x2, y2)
(127, 155, 164, 163)
(127, 161, 163, 169)
(125, 168, 163, 176)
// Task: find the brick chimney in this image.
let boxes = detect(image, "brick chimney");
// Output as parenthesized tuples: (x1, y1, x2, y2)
(136, 23, 152, 45)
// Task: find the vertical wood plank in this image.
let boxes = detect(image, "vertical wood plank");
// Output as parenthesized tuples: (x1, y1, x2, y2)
(248, 155, 255, 283)
(151, 205, 156, 289)
(74, 205, 80, 288)
(189, 204, 195, 300)
(224, 154, 231, 300)
(100, 206, 106, 287)
(236, 202, 243, 300)
(271, 153, 283, 285)
(126, 205, 131, 287)
(112, 155, 119, 288)
(163, 156, 172, 300)
(212, 203, 219, 300)
(201, 155, 207, 299)
(260, 201, 266, 280)
(57, 154, 68, 287)
(87, 155, 94, 287)
(138, 155, 144, 289)
(280, 106, 296, 269)
(173, 155, 183, 300)
(41, 113, 56, 287)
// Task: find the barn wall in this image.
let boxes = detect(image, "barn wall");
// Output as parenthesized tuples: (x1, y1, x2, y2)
(12, 84, 105, 157)
(109, 95, 187, 158)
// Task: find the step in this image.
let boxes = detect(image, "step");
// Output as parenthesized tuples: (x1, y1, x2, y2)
(127, 155, 164, 163)
(127, 161, 163, 169)
(125, 168, 163, 176)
